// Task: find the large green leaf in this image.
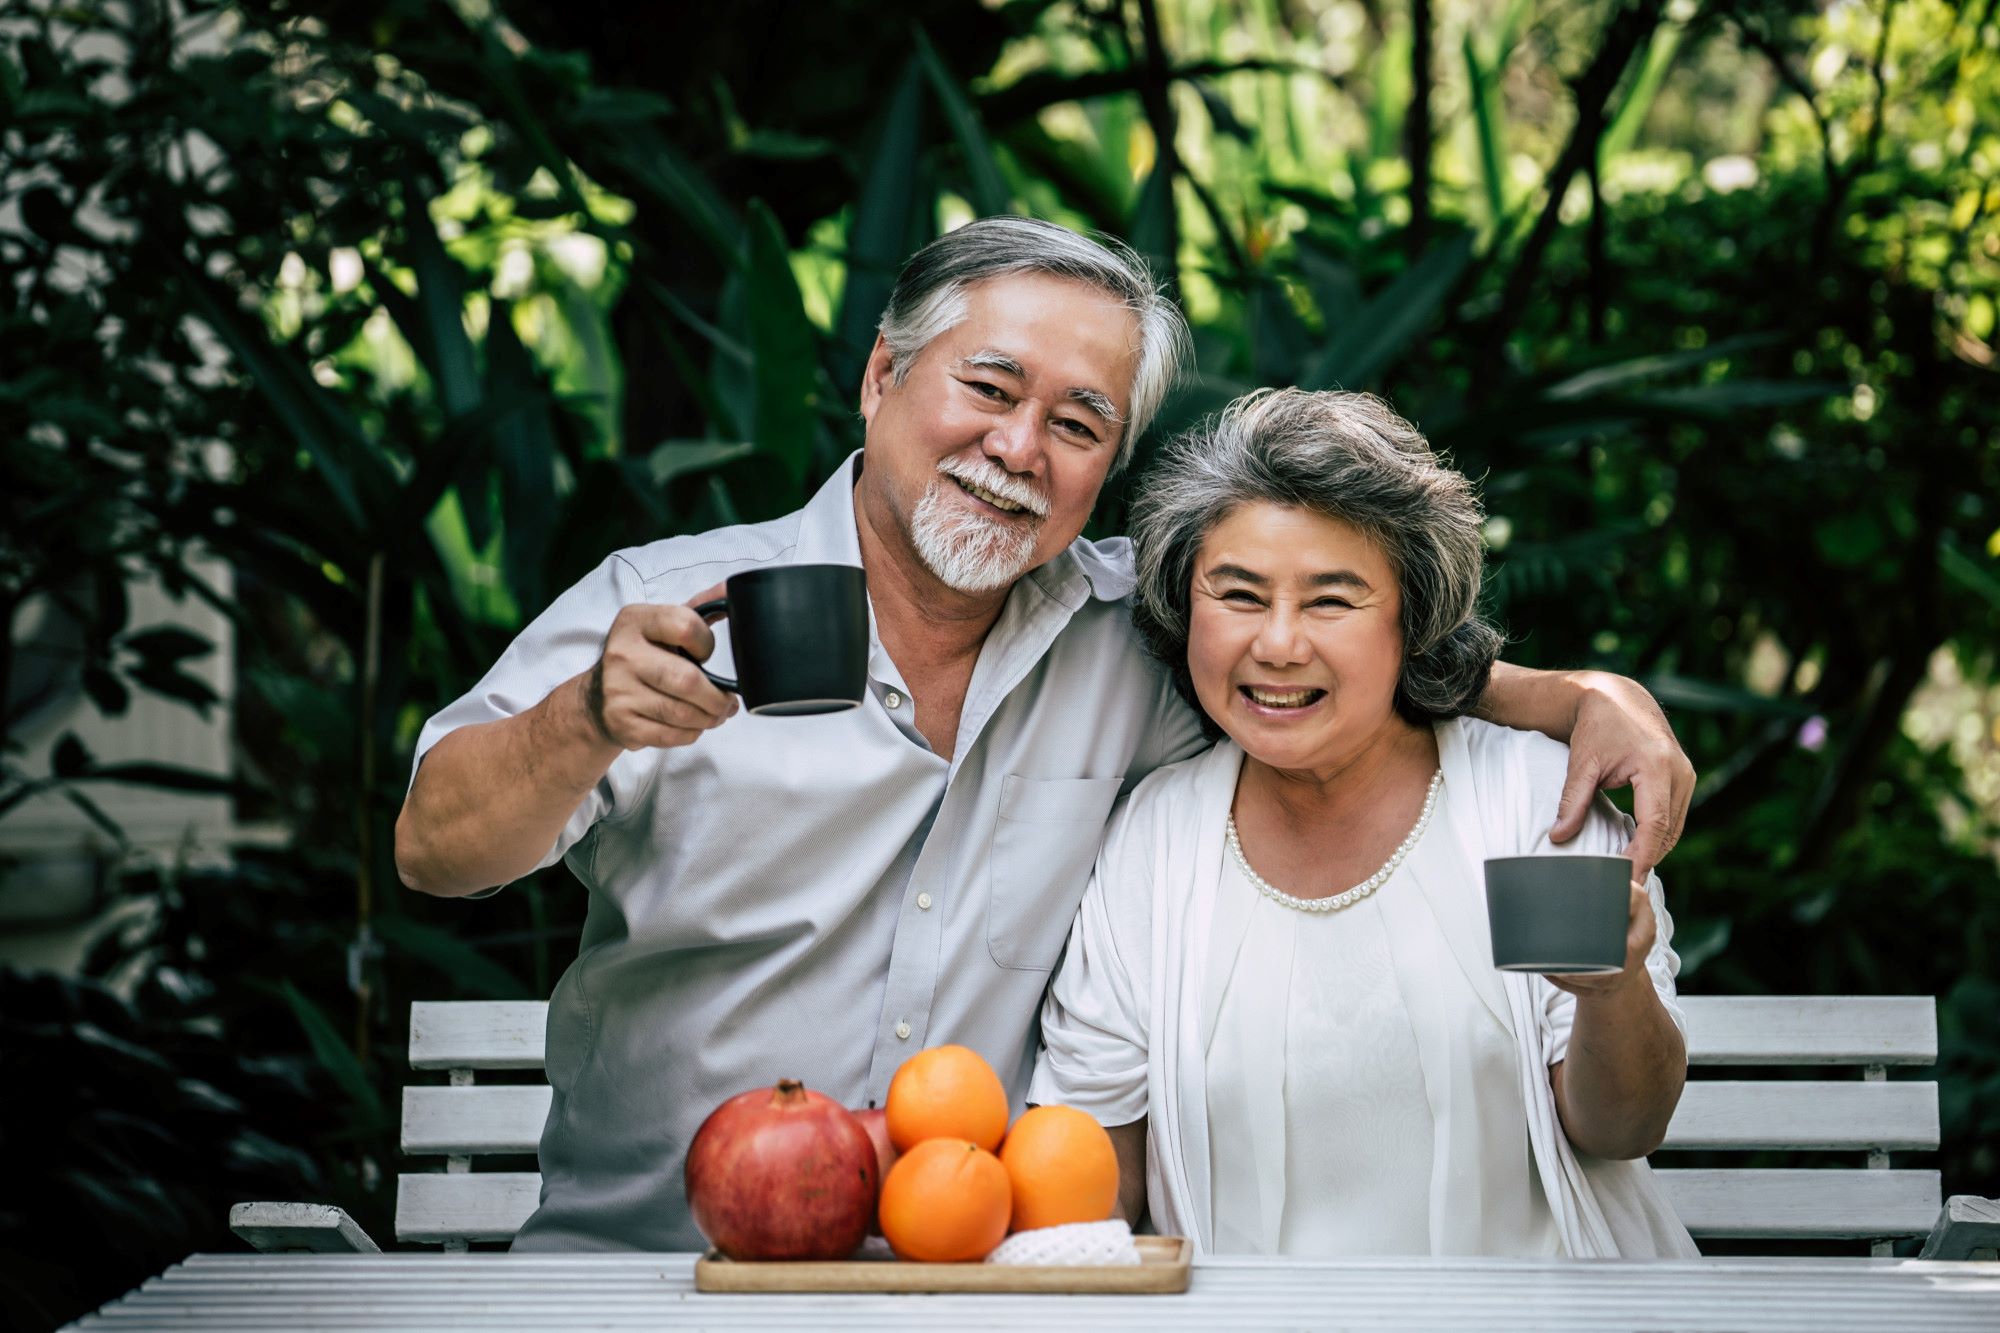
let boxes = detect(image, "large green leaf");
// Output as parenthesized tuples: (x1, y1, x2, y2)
(274, 980, 385, 1123)
(76, 762, 250, 795)
(394, 171, 480, 419)
(1249, 275, 1311, 384)
(1299, 231, 1474, 391)
(599, 126, 742, 266)
(1128, 163, 1176, 276)
(371, 914, 527, 1001)
(1644, 673, 1817, 719)
(1632, 379, 1842, 417)
(1941, 540, 2000, 610)
(1464, 35, 1508, 227)
(1544, 333, 1787, 399)
(485, 299, 557, 615)
(999, 120, 1129, 229)
(834, 58, 928, 392)
(1600, 24, 1683, 165)
(746, 200, 819, 483)
(644, 440, 759, 487)
(165, 252, 378, 536)
(914, 29, 1009, 216)
(460, 19, 591, 220)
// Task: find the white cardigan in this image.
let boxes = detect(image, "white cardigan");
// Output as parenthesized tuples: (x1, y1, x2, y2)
(1030, 717, 1700, 1258)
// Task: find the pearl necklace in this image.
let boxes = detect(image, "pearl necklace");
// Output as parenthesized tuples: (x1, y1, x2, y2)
(1226, 769, 1444, 914)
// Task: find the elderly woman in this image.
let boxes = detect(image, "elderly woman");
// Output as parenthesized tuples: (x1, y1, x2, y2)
(1031, 388, 1697, 1258)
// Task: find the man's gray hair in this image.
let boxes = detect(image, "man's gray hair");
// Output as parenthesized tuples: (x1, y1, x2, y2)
(877, 216, 1191, 471)
(1129, 387, 1502, 732)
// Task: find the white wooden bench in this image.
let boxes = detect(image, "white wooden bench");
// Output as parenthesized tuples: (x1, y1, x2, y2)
(230, 995, 2000, 1259)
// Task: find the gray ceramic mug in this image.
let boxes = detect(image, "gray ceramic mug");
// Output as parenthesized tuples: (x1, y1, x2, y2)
(1484, 854, 1633, 974)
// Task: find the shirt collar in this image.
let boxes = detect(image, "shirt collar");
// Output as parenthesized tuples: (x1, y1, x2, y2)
(806, 450, 1139, 609)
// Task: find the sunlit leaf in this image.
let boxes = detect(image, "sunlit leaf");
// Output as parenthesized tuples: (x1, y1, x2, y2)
(165, 252, 377, 536)
(1600, 24, 1683, 165)
(645, 440, 758, 486)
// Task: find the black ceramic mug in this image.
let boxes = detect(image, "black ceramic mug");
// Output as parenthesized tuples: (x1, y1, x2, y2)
(1484, 854, 1633, 974)
(690, 564, 868, 716)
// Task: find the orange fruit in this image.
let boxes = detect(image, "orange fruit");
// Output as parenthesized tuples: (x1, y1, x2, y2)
(997, 1104, 1120, 1231)
(877, 1137, 1013, 1262)
(885, 1044, 1009, 1152)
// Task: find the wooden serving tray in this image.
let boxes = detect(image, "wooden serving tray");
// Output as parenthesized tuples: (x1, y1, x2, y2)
(694, 1235, 1192, 1294)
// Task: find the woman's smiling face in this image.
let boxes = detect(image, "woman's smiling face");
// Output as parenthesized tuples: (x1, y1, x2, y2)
(1186, 501, 1409, 774)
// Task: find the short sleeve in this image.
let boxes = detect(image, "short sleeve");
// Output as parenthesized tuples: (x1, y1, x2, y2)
(1029, 795, 1155, 1127)
(1532, 792, 1685, 1067)
(409, 553, 651, 878)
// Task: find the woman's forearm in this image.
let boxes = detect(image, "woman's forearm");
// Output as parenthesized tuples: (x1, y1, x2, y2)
(1549, 978, 1686, 1159)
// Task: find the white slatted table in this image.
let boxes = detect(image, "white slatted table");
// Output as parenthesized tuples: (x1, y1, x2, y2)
(68, 1253, 2000, 1330)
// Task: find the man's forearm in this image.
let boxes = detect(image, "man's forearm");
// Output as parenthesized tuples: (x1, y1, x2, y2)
(395, 671, 624, 897)
(1474, 661, 1583, 741)
(1551, 980, 1686, 1159)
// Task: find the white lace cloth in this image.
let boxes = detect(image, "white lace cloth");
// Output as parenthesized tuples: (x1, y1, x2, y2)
(983, 1220, 1141, 1266)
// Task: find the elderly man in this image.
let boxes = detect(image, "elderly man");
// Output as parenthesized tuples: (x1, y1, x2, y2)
(395, 217, 1694, 1252)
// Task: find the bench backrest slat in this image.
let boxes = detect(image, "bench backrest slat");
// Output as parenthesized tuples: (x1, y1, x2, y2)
(409, 1001, 546, 1070)
(1675, 996, 1936, 1066)
(396, 995, 1945, 1247)
(395, 1172, 541, 1244)
(1653, 1169, 1943, 1240)
(407, 996, 1941, 1072)
(399, 1079, 1941, 1159)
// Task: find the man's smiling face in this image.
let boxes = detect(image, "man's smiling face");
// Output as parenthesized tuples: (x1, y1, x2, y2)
(858, 271, 1141, 596)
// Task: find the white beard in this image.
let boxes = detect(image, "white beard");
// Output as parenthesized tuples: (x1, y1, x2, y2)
(908, 479, 1041, 594)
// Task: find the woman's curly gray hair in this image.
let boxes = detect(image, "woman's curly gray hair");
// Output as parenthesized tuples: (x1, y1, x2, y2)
(1129, 387, 1502, 735)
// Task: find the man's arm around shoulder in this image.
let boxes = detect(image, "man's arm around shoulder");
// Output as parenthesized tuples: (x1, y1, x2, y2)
(1475, 661, 1695, 882)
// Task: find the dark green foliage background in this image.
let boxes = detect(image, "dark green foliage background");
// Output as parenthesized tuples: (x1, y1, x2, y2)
(4, 1, 1996, 1326)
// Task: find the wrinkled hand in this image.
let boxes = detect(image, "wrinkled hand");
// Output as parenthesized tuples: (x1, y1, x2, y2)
(1544, 879, 1656, 998)
(580, 582, 737, 750)
(1548, 672, 1694, 883)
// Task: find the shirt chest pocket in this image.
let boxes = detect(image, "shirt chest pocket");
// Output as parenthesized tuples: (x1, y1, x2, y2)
(986, 774, 1125, 972)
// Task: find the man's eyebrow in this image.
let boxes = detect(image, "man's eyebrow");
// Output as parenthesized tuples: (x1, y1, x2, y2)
(1064, 386, 1125, 425)
(959, 349, 1025, 377)
(958, 350, 1125, 426)
(1205, 563, 1373, 591)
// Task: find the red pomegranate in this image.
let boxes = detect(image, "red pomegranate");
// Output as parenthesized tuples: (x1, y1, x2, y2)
(850, 1107, 900, 1234)
(685, 1079, 879, 1260)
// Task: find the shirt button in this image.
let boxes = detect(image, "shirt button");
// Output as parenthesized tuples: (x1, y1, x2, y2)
(884, 690, 903, 709)
(916, 892, 933, 911)
(894, 1020, 912, 1041)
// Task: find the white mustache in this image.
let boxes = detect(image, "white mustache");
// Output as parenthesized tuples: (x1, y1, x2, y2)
(935, 457, 1050, 518)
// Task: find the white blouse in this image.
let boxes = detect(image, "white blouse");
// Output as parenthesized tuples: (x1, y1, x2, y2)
(1029, 720, 1701, 1259)
(1204, 806, 1561, 1257)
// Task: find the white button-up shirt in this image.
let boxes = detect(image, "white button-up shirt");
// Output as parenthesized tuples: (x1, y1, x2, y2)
(411, 453, 1205, 1251)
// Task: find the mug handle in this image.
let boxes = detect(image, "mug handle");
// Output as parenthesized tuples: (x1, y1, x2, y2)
(681, 598, 737, 693)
